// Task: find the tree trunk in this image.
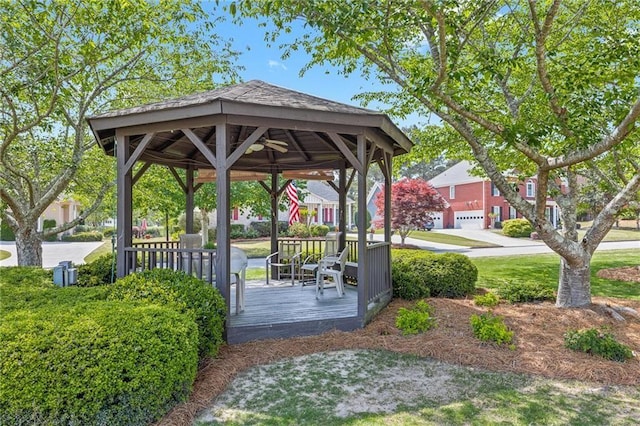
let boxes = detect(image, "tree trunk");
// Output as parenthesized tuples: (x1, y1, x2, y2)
(556, 257, 592, 307)
(15, 225, 43, 266)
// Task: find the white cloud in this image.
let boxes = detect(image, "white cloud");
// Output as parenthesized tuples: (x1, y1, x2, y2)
(268, 60, 287, 71)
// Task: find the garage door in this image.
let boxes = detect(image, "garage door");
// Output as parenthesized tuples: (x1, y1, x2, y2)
(427, 212, 444, 229)
(455, 210, 484, 229)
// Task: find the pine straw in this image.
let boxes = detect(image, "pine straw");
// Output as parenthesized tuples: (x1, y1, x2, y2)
(158, 296, 640, 426)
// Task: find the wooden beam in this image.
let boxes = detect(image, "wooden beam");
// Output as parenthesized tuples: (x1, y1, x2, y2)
(356, 133, 368, 320)
(186, 167, 194, 233)
(346, 169, 356, 192)
(115, 133, 132, 278)
(284, 129, 310, 161)
(132, 161, 152, 185)
(226, 126, 268, 167)
(123, 132, 155, 174)
(182, 128, 217, 167)
(168, 166, 187, 192)
(215, 124, 231, 317)
(328, 132, 363, 174)
(365, 128, 394, 154)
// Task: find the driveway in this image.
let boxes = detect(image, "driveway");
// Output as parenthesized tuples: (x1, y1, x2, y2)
(0, 241, 106, 268)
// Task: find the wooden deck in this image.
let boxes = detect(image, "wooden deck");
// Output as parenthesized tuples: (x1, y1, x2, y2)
(226, 281, 360, 344)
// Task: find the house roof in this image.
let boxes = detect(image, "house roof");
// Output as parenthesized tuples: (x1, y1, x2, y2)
(305, 180, 354, 204)
(429, 161, 485, 187)
(87, 80, 413, 174)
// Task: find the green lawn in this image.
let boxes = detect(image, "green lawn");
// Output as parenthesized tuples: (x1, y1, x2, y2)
(472, 249, 640, 300)
(196, 349, 640, 425)
(579, 227, 640, 242)
(0, 250, 10, 261)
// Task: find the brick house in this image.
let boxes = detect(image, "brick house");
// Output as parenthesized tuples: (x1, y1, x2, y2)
(428, 161, 560, 229)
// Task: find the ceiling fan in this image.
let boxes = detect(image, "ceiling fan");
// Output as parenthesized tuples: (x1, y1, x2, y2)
(245, 137, 289, 154)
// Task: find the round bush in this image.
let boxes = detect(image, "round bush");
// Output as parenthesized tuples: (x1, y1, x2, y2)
(287, 222, 310, 238)
(108, 269, 226, 358)
(502, 218, 534, 238)
(77, 253, 116, 287)
(391, 249, 477, 299)
(0, 302, 198, 426)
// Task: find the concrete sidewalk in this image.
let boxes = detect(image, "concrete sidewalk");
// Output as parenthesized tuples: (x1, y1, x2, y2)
(0, 241, 106, 268)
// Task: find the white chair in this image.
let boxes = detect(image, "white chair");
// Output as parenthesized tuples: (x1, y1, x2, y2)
(266, 240, 301, 285)
(230, 247, 248, 314)
(300, 231, 342, 285)
(316, 247, 349, 299)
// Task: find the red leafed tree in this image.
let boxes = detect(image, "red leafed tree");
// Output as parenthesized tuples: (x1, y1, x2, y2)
(374, 179, 446, 246)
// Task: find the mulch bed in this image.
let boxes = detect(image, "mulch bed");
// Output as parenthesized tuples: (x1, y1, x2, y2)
(597, 266, 640, 283)
(158, 294, 640, 426)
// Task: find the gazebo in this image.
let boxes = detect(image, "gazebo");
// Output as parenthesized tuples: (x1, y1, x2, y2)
(88, 80, 413, 343)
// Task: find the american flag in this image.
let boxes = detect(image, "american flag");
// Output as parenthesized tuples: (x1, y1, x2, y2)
(287, 181, 300, 225)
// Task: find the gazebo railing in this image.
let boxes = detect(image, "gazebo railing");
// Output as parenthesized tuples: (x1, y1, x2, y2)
(364, 241, 392, 305)
(124, 245, 216, 284)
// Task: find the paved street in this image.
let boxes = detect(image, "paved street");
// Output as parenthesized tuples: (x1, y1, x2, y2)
(0, 241, 106, 268)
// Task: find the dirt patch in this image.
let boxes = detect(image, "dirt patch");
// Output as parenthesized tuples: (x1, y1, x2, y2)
(597, 266, 640, 283)
(158, 296, 640, 426)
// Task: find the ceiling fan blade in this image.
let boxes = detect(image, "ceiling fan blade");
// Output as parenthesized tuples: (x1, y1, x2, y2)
(265, 142, 288, 153)
(245, 143, 265, 154)
(263, 138, 288, 146)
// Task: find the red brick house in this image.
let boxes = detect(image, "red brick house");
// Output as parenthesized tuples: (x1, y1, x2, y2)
(428, 161, 560, 229)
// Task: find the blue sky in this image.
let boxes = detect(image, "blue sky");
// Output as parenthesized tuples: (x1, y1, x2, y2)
(215, 13, 426, 129)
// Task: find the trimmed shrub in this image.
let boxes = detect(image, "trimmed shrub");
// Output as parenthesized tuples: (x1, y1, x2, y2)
(74, 224, 95, 233)
(62, 231, 103, 242)
(77, 253, 116, 287)
(207, 227, 217, 241)
(43, 218, 58, 241)
(102, 228, 116, 238)
(470, 312, 514, 346)
(145, 226, 162, 238)
(474, 291, 500, 307)
(395, 299, 436, 335)
(564, 327, 633, 362)
(230, 224, 246, 239)
(309, 224, 330, 237)
(178, 213, 201, 234)
(0, 219, 15, 241)
(502, 218, 533, 238)
(496, 279, 556, 303)
(0, 301, 198, 425)
(108, 269, 226, 357)
(249, 221, 271, 237)
(391, 250, 477, 299)
(287, 222, 310, 238)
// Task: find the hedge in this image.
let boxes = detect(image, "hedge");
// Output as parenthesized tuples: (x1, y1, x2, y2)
(0, 302, 198, 426)
(108, 269, 226, 358)
(391, 249, 478, 299)
(77, 253, 116, 287)
(502, 218, 534, 238)
(0, 219, 15, 241)
(61, 231, 103, 242)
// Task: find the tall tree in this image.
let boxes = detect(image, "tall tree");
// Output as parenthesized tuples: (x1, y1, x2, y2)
(374, 178, 446, 246)
(234, 0, 640, 308)
(1, 0, 239, 265)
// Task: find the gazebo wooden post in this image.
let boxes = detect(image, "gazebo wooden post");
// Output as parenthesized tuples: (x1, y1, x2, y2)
(185, 167, 195, 234)
(115, 132, 132, 278)
(356, 134, 368, 320)
(215, 124, 231, 312)
(338, 163, 347, 250)
(270, 171, 279, 258)
(383, 152, 392, 244)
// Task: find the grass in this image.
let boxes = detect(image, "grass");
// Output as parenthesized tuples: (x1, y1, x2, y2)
(0, 250, 10, 261)
(408, 230, 499, 247)
(195, 349, 640, 425)
(472, 249, 640, 300)
(578, 227, 640, 242)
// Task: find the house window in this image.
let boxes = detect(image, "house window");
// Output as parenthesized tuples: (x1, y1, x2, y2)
(232, 207, 239, 221)
(526, 180, 535, 198)
(509, 206, 517, 219)
(449, 185, 456, 199)
(491, 182, 500, 196)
